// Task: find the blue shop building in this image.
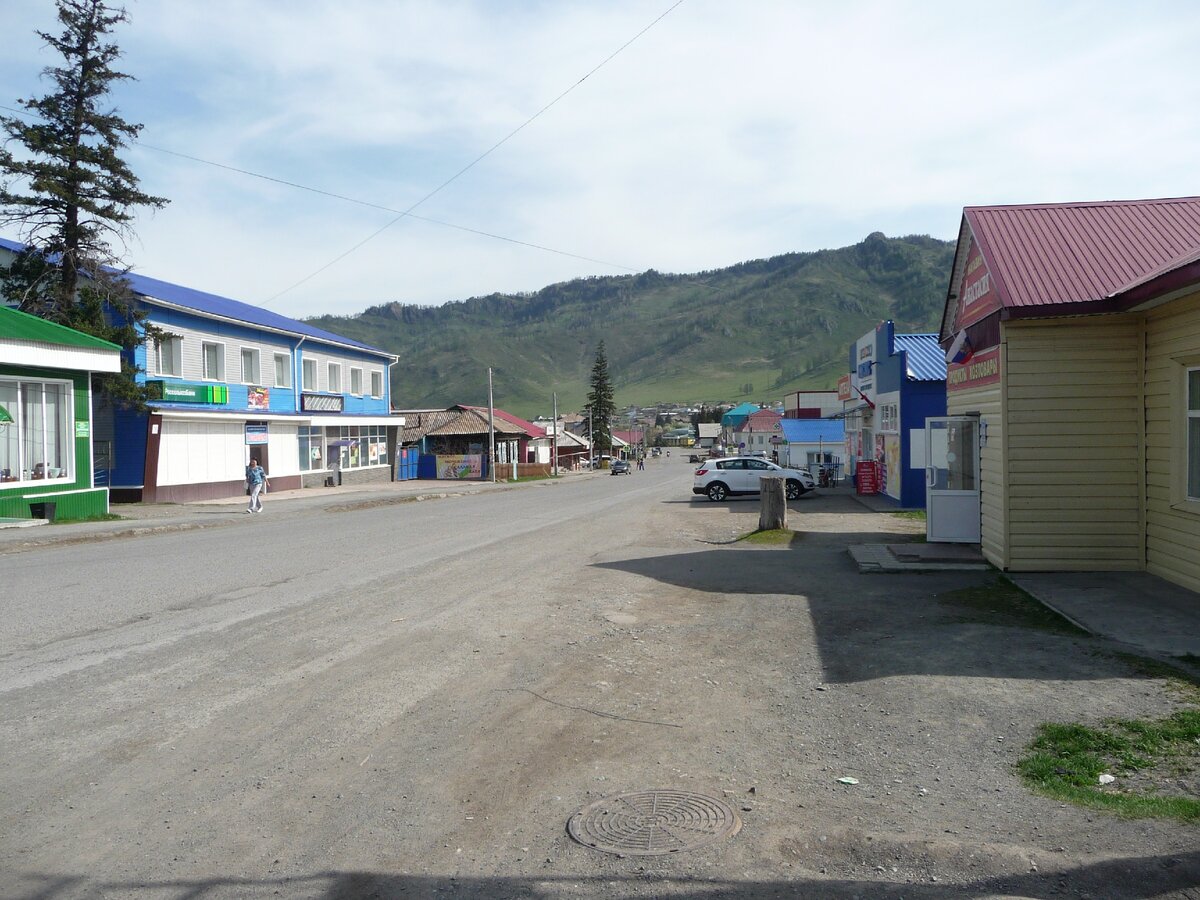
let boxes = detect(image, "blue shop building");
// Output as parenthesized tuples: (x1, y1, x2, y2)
(1, 238, 401, 502)
(842, 321, 946, 508)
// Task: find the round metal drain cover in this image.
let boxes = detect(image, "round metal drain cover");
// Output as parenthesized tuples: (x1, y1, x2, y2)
(567, 789, 741, 856)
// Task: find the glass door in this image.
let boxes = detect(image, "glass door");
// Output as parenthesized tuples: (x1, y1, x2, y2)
(925, 417, 981, 543)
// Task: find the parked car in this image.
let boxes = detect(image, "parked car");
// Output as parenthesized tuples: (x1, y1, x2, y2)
(610, 459, 631, 475)
(692, 456, 816, 502)
(688, 453, 704, 463)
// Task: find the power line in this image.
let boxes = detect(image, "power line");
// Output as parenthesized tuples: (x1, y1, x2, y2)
(0, 102, 636, 275)
(266, 0, 688, 302)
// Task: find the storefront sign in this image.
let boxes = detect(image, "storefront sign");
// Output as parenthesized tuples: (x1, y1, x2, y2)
(837, 374, 852, 402)
(956, 239, 1001, 329)
(245, 424, 269, 445)
(947, 345, 1001, 392)
(436, 454, 482, 479)
(0, 404, 12, 425)
(301, 393, 344, 413)
(147, 381, 229, 404)
(856, 459, 879, 495)
(75, 420, 90, 438)
(247, 386, 270, 410)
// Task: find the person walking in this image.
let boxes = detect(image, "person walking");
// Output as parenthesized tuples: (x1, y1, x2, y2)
(246, 457, 269, 513)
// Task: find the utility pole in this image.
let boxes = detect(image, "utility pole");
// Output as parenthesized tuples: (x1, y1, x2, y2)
(588, 408, 594, 467)
(552, 392, 559, 477)
(488, 367, 496, 484)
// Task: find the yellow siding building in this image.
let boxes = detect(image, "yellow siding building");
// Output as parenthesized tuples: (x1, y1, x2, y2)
(941, 198, 1200, 593)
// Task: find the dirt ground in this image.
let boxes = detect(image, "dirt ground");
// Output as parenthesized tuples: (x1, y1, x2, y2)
(2, 477, 1198, 899)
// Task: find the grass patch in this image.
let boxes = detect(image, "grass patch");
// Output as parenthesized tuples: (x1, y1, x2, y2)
(737, 528, 805, 547)
(1017, 710, 1200, 821)
(891, 509, 927, 521)
(937, 576, 1090, 635)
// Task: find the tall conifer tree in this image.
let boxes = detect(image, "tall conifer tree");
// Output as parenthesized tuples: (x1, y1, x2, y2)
(585, 341, 616, 453)
(0, 0, 168, 406)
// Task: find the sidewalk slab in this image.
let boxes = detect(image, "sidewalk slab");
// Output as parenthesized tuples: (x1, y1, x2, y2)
(1010, 572, 1200, 659)
(849, 542, 990, 573)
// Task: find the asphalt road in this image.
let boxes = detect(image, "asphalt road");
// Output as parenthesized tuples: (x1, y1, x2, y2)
(2, 464, 1197, 899)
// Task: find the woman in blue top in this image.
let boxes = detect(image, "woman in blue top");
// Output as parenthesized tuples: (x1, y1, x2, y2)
(246, 458, 269, 513)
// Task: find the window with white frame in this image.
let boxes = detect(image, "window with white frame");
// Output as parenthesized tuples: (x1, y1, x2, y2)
(1188, 367, 1200, 501)
(328, 363, 341, 393)
(274, 353, 291, 388)
(0, 377, 73, 483)
(202, 341, 225, 381)
(370, 370, 383, 398)
(302, 358, 316, 390)
(879, 402, 899, 433)
(240, 347, 260, 384)
(154, 335, 182, 377)
(350, 367, 363, 396)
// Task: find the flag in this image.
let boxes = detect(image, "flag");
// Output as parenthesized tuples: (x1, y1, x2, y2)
(946, 330, 973, 365)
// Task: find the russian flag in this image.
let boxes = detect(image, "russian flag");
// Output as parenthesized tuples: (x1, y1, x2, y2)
(946, 330, 973, 365)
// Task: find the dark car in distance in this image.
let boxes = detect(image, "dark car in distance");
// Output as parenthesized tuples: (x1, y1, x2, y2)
(610, 459, 631, 475)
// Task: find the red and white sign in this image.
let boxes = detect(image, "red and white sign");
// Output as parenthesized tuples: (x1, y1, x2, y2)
(856, 459, 879, 495)
(956, 239, 1000, 330)
(837, 374, 852, 402)
(947, 345, 1001, 393)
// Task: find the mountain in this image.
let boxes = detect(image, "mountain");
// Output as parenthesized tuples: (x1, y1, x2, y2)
(306, 232, 955, 418)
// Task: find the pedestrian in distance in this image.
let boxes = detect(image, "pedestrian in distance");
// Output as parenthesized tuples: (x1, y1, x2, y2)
(246, 458, 269, 513)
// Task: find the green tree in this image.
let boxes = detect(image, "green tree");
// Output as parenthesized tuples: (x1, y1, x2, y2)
(0, 0, 167, 407)
(583, 341, 616, 454)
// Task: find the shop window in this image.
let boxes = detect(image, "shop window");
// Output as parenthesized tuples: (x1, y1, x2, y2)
(298, 424, 324, 472)
(1188, 367, 1200, 501)
(302, 358, 316, 390)
(202, 341, 225, 381)
(350, 368, 363, 396)
(370, 370, 383, 398)
(240, 347, 260, 384)
(328, 363, 341, 393)
(154, 335, 182, 377)
(0, 377, 72, 484)
(274, 353, 291, 388)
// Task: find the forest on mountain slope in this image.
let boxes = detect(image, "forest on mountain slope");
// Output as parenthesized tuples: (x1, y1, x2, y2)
(305, 231, 955, 418)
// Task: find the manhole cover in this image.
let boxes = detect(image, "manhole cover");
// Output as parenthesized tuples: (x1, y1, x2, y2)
(567, 789, 742, 856)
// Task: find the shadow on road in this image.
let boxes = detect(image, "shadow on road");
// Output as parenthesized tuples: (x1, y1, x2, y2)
(591, 540, 1130, 685)
(12, 849, 1200, 898)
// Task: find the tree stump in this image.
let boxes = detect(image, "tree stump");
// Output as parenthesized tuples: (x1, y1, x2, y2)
(759, 476, 788, 531)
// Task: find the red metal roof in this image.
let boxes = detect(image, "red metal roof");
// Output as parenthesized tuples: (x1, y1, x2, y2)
(962, 196, 1200, 317)
(462, 405, 544, 438)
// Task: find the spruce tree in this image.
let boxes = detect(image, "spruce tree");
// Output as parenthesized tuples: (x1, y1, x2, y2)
(584, 341, 616, 454)
(0, 0, 167, 406)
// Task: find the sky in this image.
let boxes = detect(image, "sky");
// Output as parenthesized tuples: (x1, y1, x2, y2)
(2, 1, 1199, 320)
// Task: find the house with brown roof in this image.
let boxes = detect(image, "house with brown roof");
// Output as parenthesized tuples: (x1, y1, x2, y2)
(938, 195, 1200, 592)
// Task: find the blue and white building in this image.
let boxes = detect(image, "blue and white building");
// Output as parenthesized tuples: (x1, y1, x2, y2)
(842, 321, 946, 508)
(1, 238, 400, 502)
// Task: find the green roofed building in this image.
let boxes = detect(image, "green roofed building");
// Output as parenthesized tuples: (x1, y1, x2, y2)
(0, 305, 121, 520)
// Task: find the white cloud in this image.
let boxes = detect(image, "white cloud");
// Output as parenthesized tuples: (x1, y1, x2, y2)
(3, 1, 1200, 316)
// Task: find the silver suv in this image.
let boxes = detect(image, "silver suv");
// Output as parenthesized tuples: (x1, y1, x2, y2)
(692, 456, 816, 502)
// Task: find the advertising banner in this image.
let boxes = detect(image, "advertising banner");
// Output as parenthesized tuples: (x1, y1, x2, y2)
(436, 454, 483, 479)
(947, 345, 1001, 393)
(245, 424, 269, 445)
(837, 374, 852, 402)
(247, 386, 270, 410)
(146, 381, 229, 404)
(956, 239, 1001, 330)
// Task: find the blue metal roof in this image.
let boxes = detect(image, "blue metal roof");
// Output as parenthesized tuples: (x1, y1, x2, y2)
(893, 333, 946, 381)
(0, 237, 391, 358)
(780, 418, 844, 443)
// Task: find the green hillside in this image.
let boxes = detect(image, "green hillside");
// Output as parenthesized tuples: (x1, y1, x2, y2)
(307, 232, 954, 418)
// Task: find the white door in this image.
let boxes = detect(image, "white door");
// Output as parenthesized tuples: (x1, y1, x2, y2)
(925, 417, 981, 543)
